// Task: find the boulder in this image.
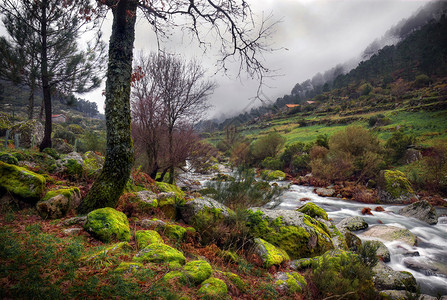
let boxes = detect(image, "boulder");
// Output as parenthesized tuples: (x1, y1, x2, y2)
(197, 277, 228, 298)
(0, 161, 46, 203)
(183, 260, 213, 284)
(403, 257, 447, 277)
(52, 138, 73, 154)
(372, 261, 417, 292)
(132, 243, 186, 268)
(320, 219, 348, 250)
(114, 262, 143, 274)
(0, 152, 18, 165)
(337, 227, 362, 251)
(139, 218, 167, 228)
(62, 228, 82, 235)
(246, 208, 334, 259)
(134, 230, 163, 249)
(64, 216, 87, 226)
(253, 238, 290, 268)
(36, 187, 81, 219)
(9, 119, 44, 148)
(360, 225, 417, 246)
(377, 170, 415, 204)
(155, 182, 185, 219)
(315, 187, 336, 197)
(337, 216, 368, 231)
(55, 152, 84, 175)
(379, 290, 438, 300)
(368, 240, 390, 262)
(297, 202, 328, 220)
(399, 200, 438, 225)
(180, 196, 233, 227)
(262, 170, 286, 181)
(162, 224, 194, 241)
(84, 207, 131, 242)
(274, 272, 307, 293)
(82, 151, 105, 175)
(135, 190, 158, 209)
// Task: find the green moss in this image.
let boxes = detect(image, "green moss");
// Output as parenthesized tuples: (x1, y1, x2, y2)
(192, 206, 227, 229)
(42, 187, 80, 202)
(82, 151, 104, 175)
(383, 170, 414, 198)
(156, 182, 185, 198)
(163, 224, 188, 241)
(0, 161, 46, 203)
(134, 230, 163, 249)
(0, 152, 18, 165)
(254, 238, 290, 268)
(247, 210, 333, 259)
(163, 270, 186, 283)
(65, 159, 83, 178)
(264, 170, 286, 181)
(42, 148, 60, 159)
(132, 243, 186, 266)
(183, 260, 213, 284)
(83, 207, 131, 242)
(82, 242, 133, 263)
(224, 272, 246, 291)
(197, 277, 228, 298)
(297, 202, 328, 220)
(219, 250, 239, 263)
(276, 272, 307, 293)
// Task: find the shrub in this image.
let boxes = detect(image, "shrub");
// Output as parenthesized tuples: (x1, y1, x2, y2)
(422, 142, 447, 195)
(280, 142, 311, 174)
(230, 142, 251, 167)
(261, 157, 283, 170)
(315, 134, 329, 149)
(413, 74, 431, 88)
(53, 128, 76, 145)
(251, 132, 286, 165)
(385, 130, 416, 163)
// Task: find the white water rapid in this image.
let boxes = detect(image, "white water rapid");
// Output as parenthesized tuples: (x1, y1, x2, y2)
(272, 184, 447, 296)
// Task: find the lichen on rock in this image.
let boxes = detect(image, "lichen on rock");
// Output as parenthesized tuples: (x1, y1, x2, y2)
(378, 170, 415, 204)
(183, 260, 213, 284)
(180, 196, 233, 229)
(83, 207, 131, 242)
(399, 200, 438, 225)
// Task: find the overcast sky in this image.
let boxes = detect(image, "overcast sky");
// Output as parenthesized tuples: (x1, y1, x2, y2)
(1, 0, 429, 119)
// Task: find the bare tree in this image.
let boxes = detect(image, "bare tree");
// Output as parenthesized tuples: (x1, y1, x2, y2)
(79, 0, 275, 213)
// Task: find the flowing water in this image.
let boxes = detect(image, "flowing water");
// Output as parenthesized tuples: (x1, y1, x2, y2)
(178, 168, 447, 296)
(272, 184, 447, 296)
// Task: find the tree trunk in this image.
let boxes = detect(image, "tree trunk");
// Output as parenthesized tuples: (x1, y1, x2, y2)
(168, 128, 175, 184)
(78, 0, 137, 214)
(39, 0, 52, 151)
(28, 80, 35, 120)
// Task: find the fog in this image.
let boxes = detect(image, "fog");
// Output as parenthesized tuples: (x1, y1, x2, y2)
(0, 0, 429, 119)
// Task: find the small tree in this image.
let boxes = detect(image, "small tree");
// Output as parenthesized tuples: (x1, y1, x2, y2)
(0, 0, 106, 149)
(251, 132, 286, 165)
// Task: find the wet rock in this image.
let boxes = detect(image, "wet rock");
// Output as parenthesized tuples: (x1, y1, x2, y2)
(338, 227, 362, 251)
(337, 216, 368, 231)
(360, 225, 417, 246)
(373, 261, 417, 291)
(315, 187, 336, 197)
(369, 240, 390, 262)
(379, 290, 437, 300)
(297, 202, 328, 220)
(399, 200, 438, 225)
(403, 257, 447, 277)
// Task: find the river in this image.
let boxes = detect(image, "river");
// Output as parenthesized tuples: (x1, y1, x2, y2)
(178, 170, 447, 296)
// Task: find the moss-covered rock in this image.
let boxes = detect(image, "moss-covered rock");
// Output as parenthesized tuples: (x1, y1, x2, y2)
(84, 207, 131, 242)
(274, 272, 307, 293)
(297, 202, 328, 220)
(82, 151, 105, 176)
(373, 261, 417, 292)
(224, 272, 246, 292)
(180, 196, 233, 229)
(82, 242, 133, 263)
(163, 224, 189, 241)
(378, 170, 414, 204)
(399, 200, 438, 225)
(135, 190, 158, 210)
(337, 216, 368, 231)
(36, 187, 81, 219)
(114, 262, 143, 273)
(163, 270, 186, 283)
(253, 238, 290, 268)
(0, 161, 46, 203)
(0, 152, 18, 165)
(134, 230, 163, 249)
(197, 277, 228, 298)
(156, 182, 185, 198)
(183, 260, 213, 284)
(132, 243, 186, 267)
(0, 112, 12, 136)
(9, 119, 44, 148)
(246, 208, 334, 259)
